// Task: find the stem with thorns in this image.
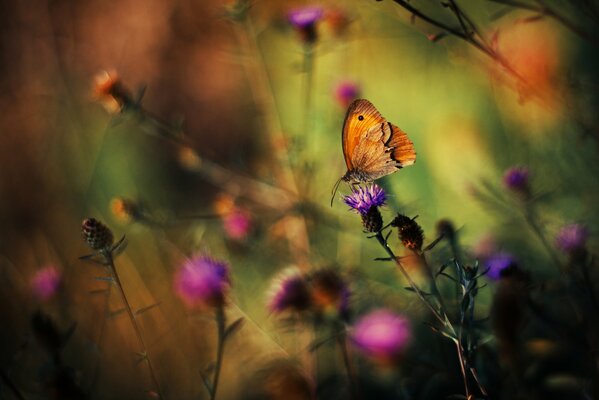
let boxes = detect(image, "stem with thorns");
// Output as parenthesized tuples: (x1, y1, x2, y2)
(211, 305, 226, 400)
(103, 250, 162, 398)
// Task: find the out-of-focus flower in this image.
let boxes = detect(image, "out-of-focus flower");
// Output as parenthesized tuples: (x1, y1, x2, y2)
(309, 268, 350, 316)
(343, 184, 386, 233)
(472, 233, 498, 261)
(391, 214, 424, 252)
(92, 70, 132, 113)
(214, 193, 236, 217)
(325, 8, 351, 37)
(174, 255, 230, 308)
(351, 309, 411, 364)
(243, 359, 314, 400)
(110, 197, 141, 224)
(555, 223, 589, 254)
(82, 218, 114, 251)
(31, 265, 62, 301)
(178, 146, 202, 172)
(267, 267, 311, 314)
(503, 166, 529, 195)
(288, 6, 323, 44)
(485, 252, 517, 281)
(223, 209, 252, 241)
(334, 80, 360, 109)
(436, 219, 456, 242)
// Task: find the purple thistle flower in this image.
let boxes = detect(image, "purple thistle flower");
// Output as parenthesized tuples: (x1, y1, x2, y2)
(334, 80, 360, 108)
(288, 6, 323, 44)
(223, 209, 252, 240)
(288, 6, 323, 28)
(555, 223, 589, 253)
(351, 309, 411, 362)
(484, 252, 517, 281)
(174, 255, 230, 308)
(502, 166, 529, 193)
(267, 267, 311, 314)
(31, 265, 62, 301)
(343, 184, 386, 216)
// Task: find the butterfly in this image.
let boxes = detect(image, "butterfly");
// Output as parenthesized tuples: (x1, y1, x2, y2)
(332, 99, 416, 203)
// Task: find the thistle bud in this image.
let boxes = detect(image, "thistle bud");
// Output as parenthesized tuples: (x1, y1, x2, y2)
(82, 218, 114, 251)
(391, 214, 424, 251)
(362, 207, 383, 233)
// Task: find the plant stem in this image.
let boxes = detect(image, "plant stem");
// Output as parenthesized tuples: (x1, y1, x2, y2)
(0, 367, 26, 400)
(103, 251, 162, 398)
(211, 305, 226, 400)
(523, 204, 564, 273)
(337, 329, 360, 400)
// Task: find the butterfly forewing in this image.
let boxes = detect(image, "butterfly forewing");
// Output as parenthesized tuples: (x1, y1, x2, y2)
(342, 99, 385, 170)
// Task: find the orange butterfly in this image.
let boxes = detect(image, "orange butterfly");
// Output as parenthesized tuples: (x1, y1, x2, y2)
(332, 99, 416, 202)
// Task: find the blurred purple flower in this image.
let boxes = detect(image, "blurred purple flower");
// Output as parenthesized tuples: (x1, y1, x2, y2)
(555, 223, 589, 253)
(351, 309, 411, 362)
(334, 81, 360, 109)
(31, 265, 62, 301)
(502, 166, 529, 193)
(267, 267, 311, 314)
(288, 6, 323, 44)
(485, 252, 517, 280)
(343, 184, 386, 215)
(310, 268, 350, 316)
(174, 255, 230, 308)
(223, 209, 252, 240)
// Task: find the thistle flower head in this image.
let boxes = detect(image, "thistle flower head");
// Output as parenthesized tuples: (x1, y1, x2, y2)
(334, 80, 360, 109)
(223, 209, 252, 241)
(110, 197, 141, 224)
(82, 218, 114, 251)
(288, 6, 323, 44)
(351, 309, 411, 363)
(555, 223, 589, 254)
(267, 267, 311, 314)
(309, 268, 350, 316)
(343, 184, 386, 215)
(503, 166, 529, 193)
(485, 252, 517, 281)
(31, 265, 62, 301)
(174, 255, 230, 308)
(391, 214, 424, 251)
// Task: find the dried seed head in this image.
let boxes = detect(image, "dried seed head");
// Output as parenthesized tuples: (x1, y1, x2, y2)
(82, 218, 114, 250)
(361, 207, 383, 233)
(391, 214, 424, 251)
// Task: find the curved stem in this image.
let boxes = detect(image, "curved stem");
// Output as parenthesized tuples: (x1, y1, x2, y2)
(103, 251, 162, 398)
(211, 305, 226, 400)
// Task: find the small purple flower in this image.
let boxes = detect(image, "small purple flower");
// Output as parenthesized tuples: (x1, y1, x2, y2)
(267, 267, 311, 314)
(503, 166, 529, 193)
(343, 184, 386, 215)
(223, 209, 252, 240)
(174, 255, 230, 308)
(334, 81, 360, 108)
(288, 6, 323, 43)
(555, 223, 589, 253)
(31, 265, 62, 301)
(351, 309, 411, 362)
(288, 6, 323, 28)
(485, 252, 517, 280)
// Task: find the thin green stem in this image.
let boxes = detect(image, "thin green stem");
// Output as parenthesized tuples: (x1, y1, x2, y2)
(337, 329, 360, 400)
(103, 251, 162, 398)
(211, 305, 226, 400)
(523, 204, 564, 273)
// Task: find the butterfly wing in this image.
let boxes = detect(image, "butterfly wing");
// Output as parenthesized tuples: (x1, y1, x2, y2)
(342, 99, 416, 181)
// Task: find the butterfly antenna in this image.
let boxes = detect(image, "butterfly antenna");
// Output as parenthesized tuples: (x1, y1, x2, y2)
(330, 177, 343, 207)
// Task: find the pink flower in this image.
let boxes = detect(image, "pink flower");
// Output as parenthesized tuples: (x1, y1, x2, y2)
(174, 256, 230, 308)
(334, 81, 360, 109)
(223, 210, 252, 240)
(31, 265, 62, 301)
(351, 309, 411, 363)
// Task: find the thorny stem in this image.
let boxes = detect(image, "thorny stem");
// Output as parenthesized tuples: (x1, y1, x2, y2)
(488, 0, 598, 45)
(0, 367, 26, 400)
(337, 329, 360, 400)
(103, 251, 163, 399)
(211, 305, 226, 400)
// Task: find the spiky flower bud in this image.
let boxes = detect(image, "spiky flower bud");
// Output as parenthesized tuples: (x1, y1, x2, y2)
(82, 218, 114, 251)
(362, 207, 383, 233)
(391, 214, 424, 251)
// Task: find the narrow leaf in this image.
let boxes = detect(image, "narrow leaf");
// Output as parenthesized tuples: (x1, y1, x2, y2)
(109, 308, 126, 319)
(135, 302, 162, 316)
(224, 317, 245, 340)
